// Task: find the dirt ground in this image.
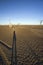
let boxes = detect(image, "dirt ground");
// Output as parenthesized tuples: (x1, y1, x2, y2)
(0, 25, 43, 65)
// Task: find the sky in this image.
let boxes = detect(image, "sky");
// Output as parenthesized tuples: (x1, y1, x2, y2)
(0, 0, 43, 25)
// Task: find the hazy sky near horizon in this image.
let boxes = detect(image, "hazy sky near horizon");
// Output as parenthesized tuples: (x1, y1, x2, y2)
(0, 0, 43, 25)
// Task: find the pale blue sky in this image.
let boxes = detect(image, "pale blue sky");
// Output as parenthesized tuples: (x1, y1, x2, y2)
(0, 0, 43, 25)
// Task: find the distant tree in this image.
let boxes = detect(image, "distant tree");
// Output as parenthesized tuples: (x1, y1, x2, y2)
(40, 20, 42, 25)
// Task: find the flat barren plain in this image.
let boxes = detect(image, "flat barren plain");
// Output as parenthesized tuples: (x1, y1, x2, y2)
(0, 25, 43, 65)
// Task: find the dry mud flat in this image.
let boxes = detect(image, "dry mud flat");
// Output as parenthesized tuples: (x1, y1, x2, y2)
(0, 25, 43, 65)
(31, 28, 43, 38)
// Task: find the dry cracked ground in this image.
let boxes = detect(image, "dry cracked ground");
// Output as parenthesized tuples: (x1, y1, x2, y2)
(0, 25, 43, 65)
